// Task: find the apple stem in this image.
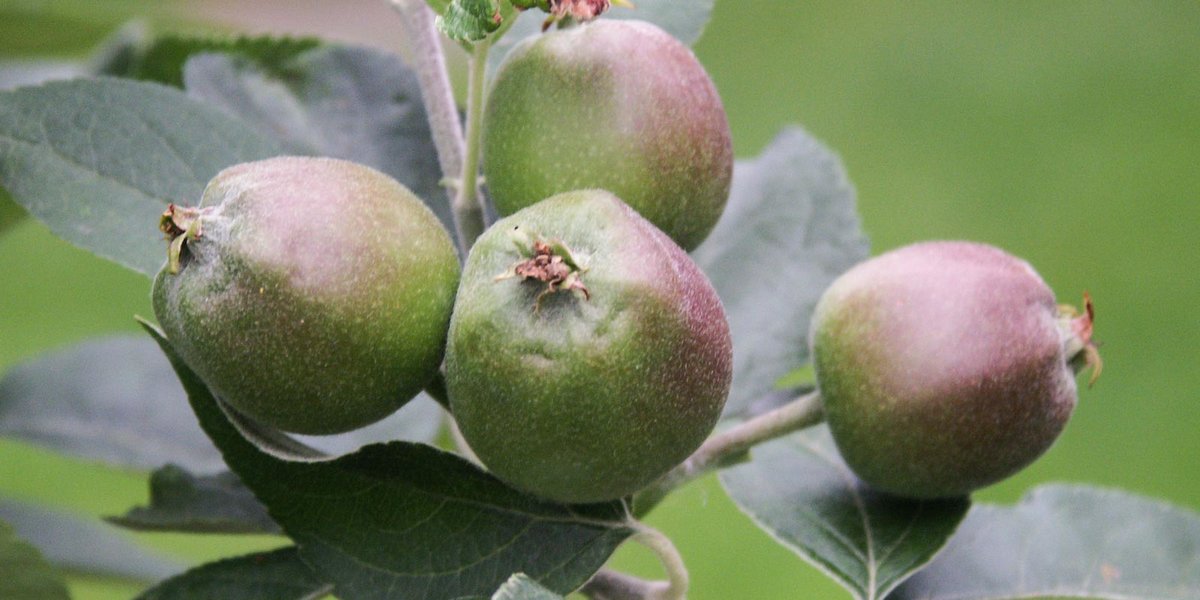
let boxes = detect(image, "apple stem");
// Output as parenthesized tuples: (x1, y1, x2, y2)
(579, 524, 687, 600)
(634, 523, 689, 600)
(453, 38, 492, 249)
(580, 569, 670, 600)
(632, 390, 825, 517)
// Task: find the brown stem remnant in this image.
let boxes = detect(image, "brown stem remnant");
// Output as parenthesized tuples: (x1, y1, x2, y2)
(1061, 292, 1102, 387)
(496, 235, 590, 311)
(159, 204, 205, 274)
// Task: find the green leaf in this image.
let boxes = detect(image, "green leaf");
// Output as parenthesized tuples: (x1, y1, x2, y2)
(720, 425, 970, 600)
(774, 364, 816, 391)
(0, 77, 284, 276)
(492, 574, 564, 600)
(136, 547, 331, 600)
(0, 335, 445, 471)
(889, 484, 1200, 600)
(0, 498, 183, 582)
(0, 60, 84, 90)
(426, 0, 453, 15)
(0, 188, 24, 235)
(0, 335, 224, 471)
(117, 34, 321, 89)
(691, 127, 869, 419)
(182, 44, 453, 234)
(489, 0, 715, 74)
(0, 20, 140, 92)
(107, 465, 280, 535)
(438, 0, 505, 42)
(143, 322, 636, 599)
(0, 517, 70, 600)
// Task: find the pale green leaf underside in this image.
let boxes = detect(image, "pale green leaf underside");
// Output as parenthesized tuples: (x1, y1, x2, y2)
(136, 547, 331, 600)
(0, 335, 225, 471)
(182, 44, 453, 234)
(492, 573, 564, 600)
(0, 335, 444, 472)
(692, 127, 869, 419)
(144, 323, 635, 600)
(0, 498, 183, 582)
(0, 77, 284, 276)
(890, 484, 1200, 600)
(0, 518, 69, 600)
(720, 425, 969, 600)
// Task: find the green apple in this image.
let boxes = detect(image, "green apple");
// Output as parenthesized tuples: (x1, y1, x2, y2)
(152, 157, 460, 435)
(446, 189, 732, 503)
(811, 241, 1099, 498)
(483, 19, 733, 251)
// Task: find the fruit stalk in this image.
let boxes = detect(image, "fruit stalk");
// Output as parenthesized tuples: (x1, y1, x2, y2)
(389, 0, 485, 251)
(579, 524, 688, 600)
(452, 37, 492, 247)
(633, 390, 824, 517)
(580, 569, 669, 600)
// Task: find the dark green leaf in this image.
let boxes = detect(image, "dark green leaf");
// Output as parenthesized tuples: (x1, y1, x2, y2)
(438, 0, 504, 42)
(691, 127, 869, 419)
(720, 425, 970, 600)
(890, 484, 1200, 600)
(0, 517, 70, 600)
(136, 547, 331, 600)
(116, 34, 320, 89)
(182, 44, 453, 234)
(143, 322, 636, 599)
(107, 465, 280, 535)
(492, 574, 563, 600)
(0, 77, 284, 276)
(489, 0, 715, 74)
(0, 335, 444, 471)
(0, 498, 183, 582)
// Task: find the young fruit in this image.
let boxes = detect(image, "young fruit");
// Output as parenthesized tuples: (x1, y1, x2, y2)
(482, 19, 733, 252)
(810, 241, 1099, 499)
(152, 157, 460, 435)
(445, 189, 732, 503)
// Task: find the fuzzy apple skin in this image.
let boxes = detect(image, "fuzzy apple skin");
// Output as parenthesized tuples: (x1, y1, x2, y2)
(152, 157, 460, 435)
(483, 19, 733, 252)
(446, 190, 732, 503)
(811, 241, 1079, 499)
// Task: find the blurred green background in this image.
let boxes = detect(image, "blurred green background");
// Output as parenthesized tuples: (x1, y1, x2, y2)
(1, 1, 1197, 598)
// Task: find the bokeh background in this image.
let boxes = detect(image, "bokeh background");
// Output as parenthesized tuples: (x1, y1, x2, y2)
(1, 1, 1197, 598)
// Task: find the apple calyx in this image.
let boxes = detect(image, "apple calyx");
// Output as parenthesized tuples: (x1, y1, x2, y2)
(159, 204, 209, 275)
(1059, 292, 1102, 386)
(495, 226, 590, 310)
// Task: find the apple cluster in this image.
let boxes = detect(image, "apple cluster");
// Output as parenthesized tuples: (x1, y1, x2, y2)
(152, 18, 1096, 505)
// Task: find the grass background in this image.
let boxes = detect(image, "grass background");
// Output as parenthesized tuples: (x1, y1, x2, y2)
(1, 1, 1197, 598)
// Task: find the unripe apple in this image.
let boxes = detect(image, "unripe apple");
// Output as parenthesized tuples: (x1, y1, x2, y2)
(446, 189, 732, 503)
(810, 241, 1099, 499)
(152, 157, 460, 435)
(483, 19, 733, 251)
